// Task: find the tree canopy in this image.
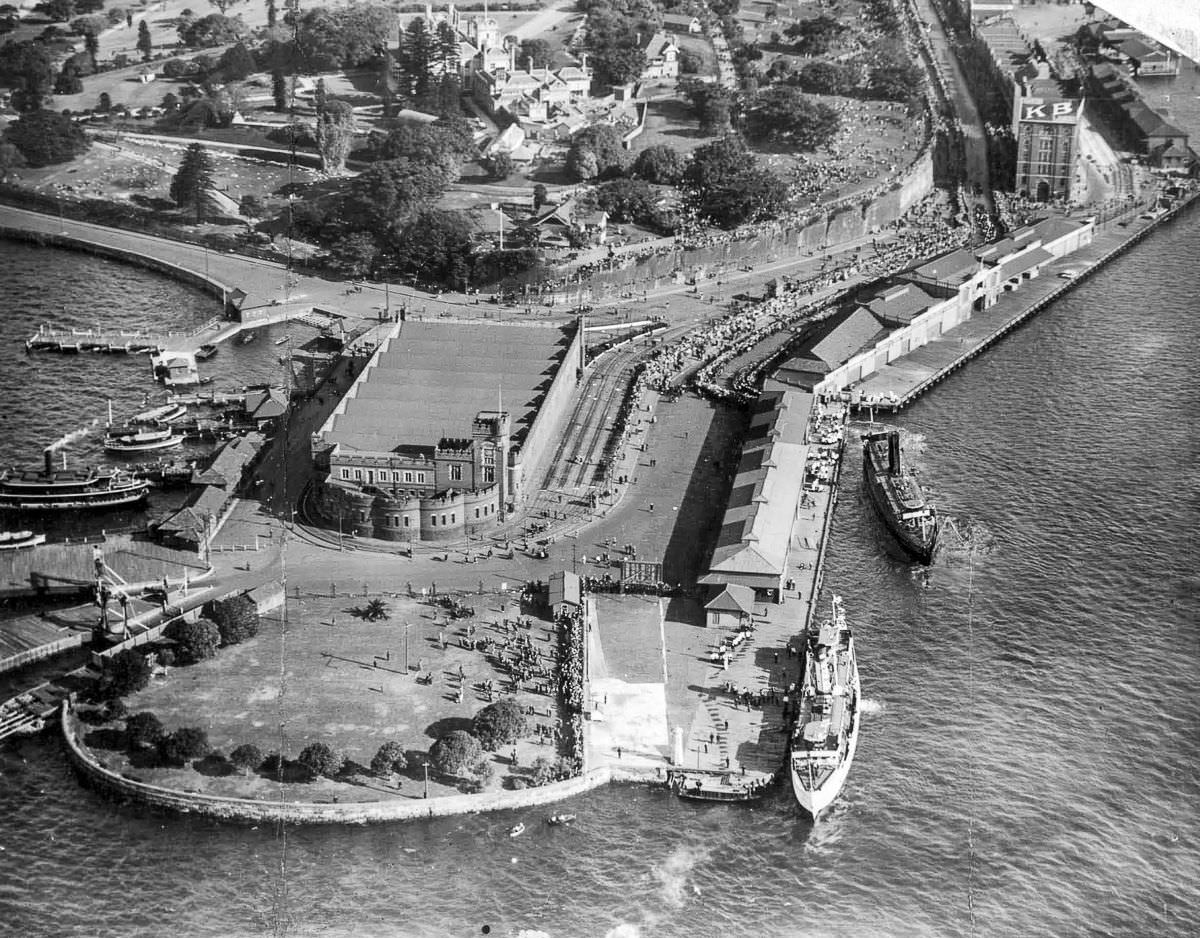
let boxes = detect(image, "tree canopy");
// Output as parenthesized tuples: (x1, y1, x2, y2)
(632, 144, 684, 185)
(204, 593, 260, 646)
(125, 712, 164, 749)
(157, 727, 211, 766)
(168, 142, 216, 221)
(743, 86, 840, 149)
(795, 60, 861, 97)
(370, 741, 408, 778)
(96, 650, 151, 700)
(784, 14, 847, 56)
(297, 742, 345, 778)
(565, 124, 627, 182)
(178, 13, 245, 48)
(165, 615, 221, 663)
(471, 699, 528, 751)
(683, 135, 789, 228)
(429, 730, 482, 778)
(229, 742, 264, 774)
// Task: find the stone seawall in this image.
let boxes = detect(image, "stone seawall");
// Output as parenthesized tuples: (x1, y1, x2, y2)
(61, 704, 626, 825)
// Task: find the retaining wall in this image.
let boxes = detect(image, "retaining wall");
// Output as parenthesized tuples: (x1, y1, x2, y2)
(61, 703, 625, 824)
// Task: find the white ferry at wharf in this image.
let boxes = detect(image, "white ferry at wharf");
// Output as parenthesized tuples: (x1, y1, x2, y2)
(790, 595, 861, 818)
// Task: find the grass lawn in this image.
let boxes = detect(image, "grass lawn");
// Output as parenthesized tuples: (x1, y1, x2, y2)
(79, 594, 571, 802)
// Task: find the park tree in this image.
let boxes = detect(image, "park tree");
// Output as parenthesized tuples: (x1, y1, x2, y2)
(271, 69, 287, 111)
(229, 743, 264, 774)
(590, 44, 646, 87)
(34, 0, 73, 21)
(484, 151, 513, 181)
(0, 141, 27, 181)
(165, 615, 221, 663)
(324, 232, 379, 278)
(157, 727, 211, 766)
(204, 593, 261, 645)
(532, 183, 548, 211)
(238, 194, 263, 220)
(429, 730, 482, 778)
(370, 741, 408, 779)
(136, 19, 152, 60)
(594, 177, 656, 224)
(217, 41, 256, 81)
(679, 77, 736, 135)
(472, 699, 528, 751)
(72, 0, 104, 11)
(83, 28, 99, 69)
(179, 13, 244, 48)
(125, 712, 165, 749)
(169, 142, 216, 221)
(297, 742, 344, 779)
(784, 14, 846, 56)
(54, 61, 83, 95)
(796, 60, 861, 97)
(95, 648, 152, 699)
(209, 0, 245, 12)
(0, 39, 54, 111)
(632, 143, 684, 185)
(743, 86, 840, 150)
(365, 117, 473, 183)
(97, 91, 111, 111)
(565, 123, 627, 182)
(678, 48, 702, 75)
(341, 157, 451, 235)
(314, 92, 355, 174)
(265, 0, 276, 27)
(518, 37, 552, 69)
(683, 134, 788, 228)
(867, 62, 924, 104)
(390, 209, 474, 287)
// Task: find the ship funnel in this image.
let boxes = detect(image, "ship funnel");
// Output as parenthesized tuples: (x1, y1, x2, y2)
(43, 447, 54, 476)
(887, 431, 900, 475)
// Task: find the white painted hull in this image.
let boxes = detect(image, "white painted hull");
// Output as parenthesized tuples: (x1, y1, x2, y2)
(790, 711, 860, 818)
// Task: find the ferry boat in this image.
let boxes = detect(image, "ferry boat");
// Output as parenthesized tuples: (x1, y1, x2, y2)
(131, 402, 188, 424)
(0, 530, 47, 550)
(0, 451, 150, 511)
(103, 424, 184, 454)
(861, 429, 938, 564)
(790, 595, 860, 819)
(195, 343, 218, 360)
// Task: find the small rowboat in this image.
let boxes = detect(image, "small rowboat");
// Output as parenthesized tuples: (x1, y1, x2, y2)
(508, 822, 525, 838)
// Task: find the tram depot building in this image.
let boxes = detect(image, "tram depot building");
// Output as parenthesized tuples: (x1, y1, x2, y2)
(311, 320, 583, 543)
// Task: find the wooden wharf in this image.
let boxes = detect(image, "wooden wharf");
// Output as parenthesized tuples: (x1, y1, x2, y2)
(851, 193, 1200, 412)
(24, 317, 223, 356)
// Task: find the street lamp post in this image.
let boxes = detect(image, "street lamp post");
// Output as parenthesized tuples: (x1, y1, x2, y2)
(423, 761, 430, 799)
(404, 621, 410, 674)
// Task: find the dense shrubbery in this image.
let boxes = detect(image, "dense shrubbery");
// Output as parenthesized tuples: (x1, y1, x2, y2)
(125, 712, 164, 749)
(157, 727, 211, 766)
(297, 742, 344, 779)
(4, 110, 90, 167)
(204, 594, 260, 646)
(429, 730, 482, 778)
(229, 743, 264, 774)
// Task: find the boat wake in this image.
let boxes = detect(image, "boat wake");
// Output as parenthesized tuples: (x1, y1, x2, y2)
(858, 698, 885, 715)
(935, 516, 995, 557)
(653, 843, 708, 909)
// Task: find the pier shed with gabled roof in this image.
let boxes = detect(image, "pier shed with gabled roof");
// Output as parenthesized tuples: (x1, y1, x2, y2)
(699, 390, 811, 602)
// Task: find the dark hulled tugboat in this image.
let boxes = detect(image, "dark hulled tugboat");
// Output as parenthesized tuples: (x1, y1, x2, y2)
(861, 429, 938, 563)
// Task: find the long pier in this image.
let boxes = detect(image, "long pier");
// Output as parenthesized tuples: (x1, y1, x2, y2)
(851, 193, 1200, 410)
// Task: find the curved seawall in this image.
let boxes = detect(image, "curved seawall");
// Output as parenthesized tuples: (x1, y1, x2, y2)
(60, 703, 625, 825)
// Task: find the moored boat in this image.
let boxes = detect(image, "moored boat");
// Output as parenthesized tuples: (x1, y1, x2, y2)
(0, 450, 150, 511)
(861, 429, 938, 563)
(508, 822, 525, 838)
(790, 595, 860, 819)
(195, 343, 219, 360)
(103, 424, 184, 454)
(0, 530, 47, 550)
(131, 402, 188, 424)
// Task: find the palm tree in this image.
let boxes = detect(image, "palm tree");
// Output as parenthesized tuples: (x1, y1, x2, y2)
(364, 598, 390, 621)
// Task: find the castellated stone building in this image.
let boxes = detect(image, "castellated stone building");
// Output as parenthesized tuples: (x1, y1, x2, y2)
(311, 320, 583, 543)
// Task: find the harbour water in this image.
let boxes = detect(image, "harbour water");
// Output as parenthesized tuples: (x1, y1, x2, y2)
(0, 243, 296, 537)
(0, 208, 1197, 937)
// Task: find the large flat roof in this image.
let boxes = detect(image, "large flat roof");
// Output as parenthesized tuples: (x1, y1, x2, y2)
(318, 321, 574, 454)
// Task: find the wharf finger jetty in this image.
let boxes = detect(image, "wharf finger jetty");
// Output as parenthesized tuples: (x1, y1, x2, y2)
(25, 318, 225, 356)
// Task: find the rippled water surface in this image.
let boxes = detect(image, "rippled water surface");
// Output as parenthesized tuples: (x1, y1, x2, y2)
(1, 212, 1198, 937)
